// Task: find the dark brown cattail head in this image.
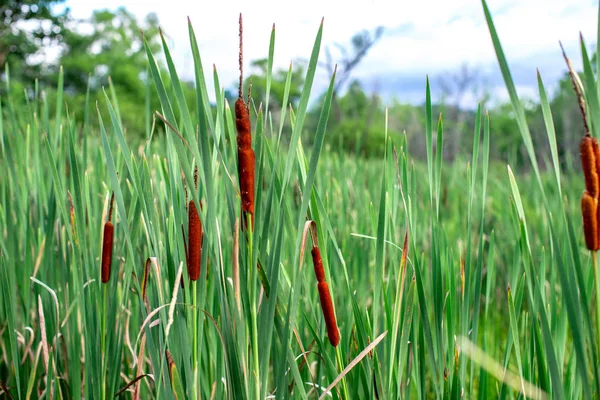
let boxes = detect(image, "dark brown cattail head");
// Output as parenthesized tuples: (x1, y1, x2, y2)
(581, 136, 600, 198)
(235, 14, 256, 231)
(582, 190, 599, 251)
(311, 247, 325, 283)
(187, 199, 202, 281)
(101, 193, 115, 284)
(187, 169, 203, 281)
(235, 99, 252, 148)
(317, 281, 340, 347)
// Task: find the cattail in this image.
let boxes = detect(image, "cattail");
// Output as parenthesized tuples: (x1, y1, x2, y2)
(311, 247, 326, 283)
(317, 282, 340, 347)
(235, 14, 256, 231)
(582, 191, 599, 251)
(310, 226, 340, 347)
(187, 167, 203, 281)
(101, 193, 115, 284)
(581, 136, 599, 198)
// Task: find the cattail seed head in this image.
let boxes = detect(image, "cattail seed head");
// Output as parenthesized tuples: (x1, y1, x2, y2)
(581, 136, 599, 198)
(317, 281, 340, 347)
(582, 190, 599, 251)
(311, 247, 326, 283)
(235, 15, 256, 231)
(187, 199, 202, 281)
(101, 222, 114, 283)
(101, 193, 115, 284)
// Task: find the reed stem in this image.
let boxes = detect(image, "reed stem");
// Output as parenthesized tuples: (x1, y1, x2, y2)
(246, 212, 260, 399)
(101, 284, 107, 399)
(335, 346, 349, 400)
(192, 280, 198, 400)
(594, 252, 600, 363)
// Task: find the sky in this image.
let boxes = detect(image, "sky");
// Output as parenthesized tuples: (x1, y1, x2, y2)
(64, 0, 599, 107)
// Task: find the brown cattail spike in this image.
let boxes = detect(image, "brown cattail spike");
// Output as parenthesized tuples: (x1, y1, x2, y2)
(187, 169, 203, 281)
(581, 136, 600, 198)
(317, 282, 340, 347)
(582, 191, 599, 251)
(311, 247, 326, 283)
(235, 14, 256, 231)
(593, 138, 600, 190)
(310, 226, 339, 347)
(101, 193, 115, 283)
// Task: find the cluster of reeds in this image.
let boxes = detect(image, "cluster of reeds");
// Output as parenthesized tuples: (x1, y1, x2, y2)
(11, 3, 600, 399)
(563, 44, 600, 252)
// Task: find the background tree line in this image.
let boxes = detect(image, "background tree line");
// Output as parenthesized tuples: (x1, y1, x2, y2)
(1, 0, 586, 171)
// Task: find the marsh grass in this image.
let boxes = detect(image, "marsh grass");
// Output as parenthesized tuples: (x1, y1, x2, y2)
(0, 1, 599, 399)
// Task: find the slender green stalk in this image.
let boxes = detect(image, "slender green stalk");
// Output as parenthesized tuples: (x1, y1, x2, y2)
(101, 284, 107, 400)
(192, 280, 198, 400)
(335, 347, 349, 400)
(594, 253, 600, 365)
(247, 213, 260, 400)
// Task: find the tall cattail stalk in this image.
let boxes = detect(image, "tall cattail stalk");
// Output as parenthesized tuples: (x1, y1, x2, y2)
(235, 13, 256, 231)
(310, 224, 348, 399)
(566, 44, 600, 364)
(187, 166, 203, 281)
(185, 166, 203, 400)
(101, 191, 115, 400)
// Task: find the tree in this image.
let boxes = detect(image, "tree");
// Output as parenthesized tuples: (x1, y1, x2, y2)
(321, 27, 384, 145)
(322, 27, 384, 96)
(57, 8, 160, 95)
(438, 63, 490, 160)
(53, 7, 163, 135)
(0, 0, 69, 80)
(244, 58, 304, 113)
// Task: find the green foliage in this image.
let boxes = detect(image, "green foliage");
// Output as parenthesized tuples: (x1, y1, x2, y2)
(0, 0, 68, 81)
(2, 4, 600, 400)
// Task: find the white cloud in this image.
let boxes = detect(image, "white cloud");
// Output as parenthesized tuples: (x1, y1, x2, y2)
(65, 0, 599, 103)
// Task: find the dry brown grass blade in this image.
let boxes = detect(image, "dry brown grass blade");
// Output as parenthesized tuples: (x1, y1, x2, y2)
(32, 237, 46, 278)
(0, 378, 15, 400)
(114, 373, 154, 398)
(318, 331, 388, 400)
(155, 111, 190, 150)
(38, 296, 49, 375)
(560, 41, 589, 135)
(37, 295, 52, 400)
(165, 262, 184, 339)
(299, 220, 316, 272)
